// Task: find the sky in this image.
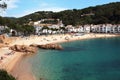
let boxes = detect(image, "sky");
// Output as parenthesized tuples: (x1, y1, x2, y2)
(0, 0, 120, 17)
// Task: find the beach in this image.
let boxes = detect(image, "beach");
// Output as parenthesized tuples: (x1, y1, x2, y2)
(0, 47, 22, 72)
(10, 33, 118, 46)
(0, 33, 119, 80)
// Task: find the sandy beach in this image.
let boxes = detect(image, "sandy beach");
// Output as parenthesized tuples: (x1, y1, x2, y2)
(0, 33, 119, 80)
(0, 47, 22, 72)
(10, 33, 119, 46)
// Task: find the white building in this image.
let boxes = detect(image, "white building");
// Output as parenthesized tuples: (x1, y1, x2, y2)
(48, 25, 60, 29)
(34, 26, 43, 35)
(118, 25, 120, 33)
(34, 21, 41, 25)
(66, 25, 87, 33)
(78, 26, 84, 32)
(83, 25, 91, 33)
(33, 19, 65, 35)
(0, 26, 8, 34)
(66, 25, 74, 33)
(91, 24, 120, 33)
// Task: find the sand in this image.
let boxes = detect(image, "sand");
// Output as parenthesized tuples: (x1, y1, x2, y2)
(9, 33, 119, 46)
(0, 47, 22, 72)
(0, 33, 119, 80)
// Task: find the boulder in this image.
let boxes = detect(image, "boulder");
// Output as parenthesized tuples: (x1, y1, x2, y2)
(30, 44, 38, 47)
(9, 45, 37, 54)
(37, 44, 63, 50)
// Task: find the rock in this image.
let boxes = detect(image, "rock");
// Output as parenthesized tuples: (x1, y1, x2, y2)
(37, 44, 63, 50)
(25, 46, 37, 53)
(30, 44, 38, 47)
(9, 45, 37, 54)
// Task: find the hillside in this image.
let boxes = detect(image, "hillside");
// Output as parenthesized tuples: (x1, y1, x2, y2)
(0, 2, 120, 27)
(18, 2, 120, 25)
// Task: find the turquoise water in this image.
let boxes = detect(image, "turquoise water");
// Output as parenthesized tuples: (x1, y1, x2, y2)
(22, 37, 120, 80)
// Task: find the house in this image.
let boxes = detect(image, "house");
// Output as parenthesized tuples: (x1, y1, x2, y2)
(65, 25, 74, 33)
(33, 19, 65, 35)
(34, 26, 43, 35)
(0, 25, 8, 34)
(34, 21, 41, 25)
(83, 25, 91, 33)
(48, 25, 60, 29)
(78, 26, 84, 33)
(91, 24, 120, 33)
(117, 24, 120, 33)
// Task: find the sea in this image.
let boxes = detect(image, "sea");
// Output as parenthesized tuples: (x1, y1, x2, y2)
(15, 37, 120, 80)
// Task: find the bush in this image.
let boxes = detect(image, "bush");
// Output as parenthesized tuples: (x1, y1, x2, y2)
(0, 69, 16, 80)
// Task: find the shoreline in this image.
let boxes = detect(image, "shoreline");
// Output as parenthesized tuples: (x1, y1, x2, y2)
(10, 33, 120, 46)
(51, 33, 119, 44)
(0, 33, 120, 80)
(7, 52, 23, 72)
(0, 48, 23, 72)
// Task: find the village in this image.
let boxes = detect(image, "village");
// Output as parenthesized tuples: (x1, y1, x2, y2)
(0, 19, 120, 36)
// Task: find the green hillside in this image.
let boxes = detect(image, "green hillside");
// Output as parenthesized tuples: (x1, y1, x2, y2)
(19, 2, 120, 25)
(0, 2, 120, 27)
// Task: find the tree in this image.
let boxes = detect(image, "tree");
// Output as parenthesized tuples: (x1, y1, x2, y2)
(22, 25, 35, 36)
(0, 0, 8, 11)
(3, 28, 10, 33)
(42, 26, 49, 30)
(0, 69, 16, 80)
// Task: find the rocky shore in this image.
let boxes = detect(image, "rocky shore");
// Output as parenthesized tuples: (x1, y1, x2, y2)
(9, 43, 63, 54)
(9, 45, 38, 54)
(30, 43, 63, 50)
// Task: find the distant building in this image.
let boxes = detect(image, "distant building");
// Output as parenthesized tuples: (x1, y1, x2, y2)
(66, 25, 83, 33)
(83, 25, 91, 33)
(33, 19, 65, 35)
(0, 25, 8, 34)
(91, 24, 120, 33)
(81, 12, 94, 17)
(34, 26, 43, 35)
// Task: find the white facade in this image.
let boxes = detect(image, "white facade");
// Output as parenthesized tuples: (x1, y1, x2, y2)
(34, 26, 43, 35)
(33, 19, 65, 35)
(91, 24, 120, 33)
(48, 25, 60, 29)
(34, 21, 41, 25)
(117, 25, 120, 33)
(83, 25, 91, 33)
(66, 25, 87, 33)
(0, 26, 8, 34)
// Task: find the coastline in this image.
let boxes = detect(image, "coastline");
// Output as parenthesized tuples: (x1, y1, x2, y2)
(0, 33, 120, 80)
(7, 52, 23, 72)
(0, 48, 23, 72)
(10, 33, 120, 46)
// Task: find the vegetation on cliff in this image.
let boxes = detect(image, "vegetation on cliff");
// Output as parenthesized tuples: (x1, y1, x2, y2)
(0, 70, 16, 80)
(19, 2, 120, 25)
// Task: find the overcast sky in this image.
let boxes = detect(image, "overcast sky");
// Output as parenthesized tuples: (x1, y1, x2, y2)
(0, 0, 119, 17)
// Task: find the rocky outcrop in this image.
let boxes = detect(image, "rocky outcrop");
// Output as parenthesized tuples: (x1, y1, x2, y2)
(9, 45, 37, 54)
(30, 44, 38, 47)
(30, 44, 63, 50)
